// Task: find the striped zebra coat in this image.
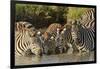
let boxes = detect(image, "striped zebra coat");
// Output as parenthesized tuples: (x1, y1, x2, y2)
(71, 20, 95, 53)
(43, 23, 62, 40)
(60, 23, 79, 54)
(80, 8, 95, 30)
(77, 8, 95, 53)
(42, 23, 62, 54)
(15, 21, 42, 56)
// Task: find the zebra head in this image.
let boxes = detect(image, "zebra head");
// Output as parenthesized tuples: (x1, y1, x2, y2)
(28, 30, 43, 56)
(71, 20, 82, 44)
(15, 21, 43, 56)
(61, 23, 72, 36)
(30, 43, 43, 56)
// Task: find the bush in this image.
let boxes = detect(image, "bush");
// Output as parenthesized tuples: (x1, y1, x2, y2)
(67, 7, 87, 20)
(16, 4, 89, 28)
(16, 4, 68, 29)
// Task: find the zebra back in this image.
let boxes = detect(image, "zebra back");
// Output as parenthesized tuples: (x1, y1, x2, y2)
(80, 8, 95, 29)
(43, 23, 62, 40)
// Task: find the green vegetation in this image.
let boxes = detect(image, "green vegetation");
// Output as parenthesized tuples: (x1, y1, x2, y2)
(15, 4, 89, 29)
(67, 7, 87, 20)
(16, 4, 68, 29)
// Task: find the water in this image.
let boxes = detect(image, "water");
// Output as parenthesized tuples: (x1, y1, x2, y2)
(15, 52, 94, 66)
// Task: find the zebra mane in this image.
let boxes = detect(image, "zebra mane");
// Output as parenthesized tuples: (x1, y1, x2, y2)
(78, 19, 94, 30)
(75, 20, 87, 29)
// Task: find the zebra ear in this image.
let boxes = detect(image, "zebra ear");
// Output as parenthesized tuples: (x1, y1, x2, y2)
(15, 22, 22, 31)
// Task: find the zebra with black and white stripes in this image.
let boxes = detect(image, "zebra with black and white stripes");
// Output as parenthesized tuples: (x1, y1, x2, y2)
(43, 23, 62, 40)
(61, 23, 79, 54)
(71, 20, 95, 54)
(15, 21, 42, 56)
(42, 23, 62, 54)
(54, 28, 64, 54)
(80, 8, 95, 29)
(35, 31, 45, 54)
(77, 8, 95, 53)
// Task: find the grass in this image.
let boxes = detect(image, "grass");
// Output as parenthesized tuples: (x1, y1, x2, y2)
(67, 7, 87, 20)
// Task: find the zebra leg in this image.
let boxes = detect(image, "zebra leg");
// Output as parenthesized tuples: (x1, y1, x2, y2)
(76, 45, 90, 56)
(59, 47, 63, 53)
(55, 47, 60, 54)
(59, 46, 66, 54)
(81, 47, 90, 56)
(72, 43, 79, 54)
(64, 44, 70, 53)
(43, 45, 48, 54)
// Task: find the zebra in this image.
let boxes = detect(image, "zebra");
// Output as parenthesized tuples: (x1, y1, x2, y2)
(53, 27, 72, 54)
(76, 8, 95, 54)
(15, 21, 42, 56)
(54, 28, 63, 54)
(43, 35, 57, 55)
(42, 23, 62, 54)
(35, 31, 45, 54)
(80, 8, 95, 29)
(43, 23, 62, 40)
(60, 23, 79, 54)
(71, 20, 95, 54)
